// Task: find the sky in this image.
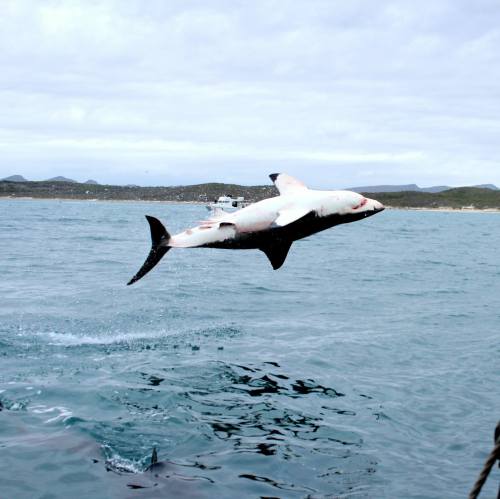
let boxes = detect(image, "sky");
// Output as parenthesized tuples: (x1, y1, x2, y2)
(1, 0, 500, 188)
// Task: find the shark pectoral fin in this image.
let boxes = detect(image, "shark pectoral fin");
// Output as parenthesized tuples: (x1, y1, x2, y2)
(274, 207, 312, 227)
(260, 239, 293, 270)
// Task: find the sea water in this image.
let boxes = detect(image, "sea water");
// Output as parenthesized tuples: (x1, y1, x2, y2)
(0, 199, 498, 498)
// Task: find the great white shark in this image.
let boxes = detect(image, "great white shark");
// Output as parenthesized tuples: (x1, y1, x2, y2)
(128, 173, 384, 285)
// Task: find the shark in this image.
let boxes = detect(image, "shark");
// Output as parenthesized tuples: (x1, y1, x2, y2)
(127, 173, 384, 285)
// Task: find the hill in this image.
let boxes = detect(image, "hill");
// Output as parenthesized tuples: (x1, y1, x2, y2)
(1, 180, 500, 209)
(46, 176, 77, 183)
(0, 180, 277, 203)
(362, 187, 500, 210)
(350, 183, 498, 193)
(2, 174, 28, 182)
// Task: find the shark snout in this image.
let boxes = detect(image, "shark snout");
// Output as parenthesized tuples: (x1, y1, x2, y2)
(363, 197, 384, 214)
(372, 199, 384, 212)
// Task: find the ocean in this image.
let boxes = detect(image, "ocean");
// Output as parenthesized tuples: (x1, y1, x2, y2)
(0, 199, 498, 498)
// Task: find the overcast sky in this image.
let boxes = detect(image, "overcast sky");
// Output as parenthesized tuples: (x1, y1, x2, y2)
(1, 0, 499, 188)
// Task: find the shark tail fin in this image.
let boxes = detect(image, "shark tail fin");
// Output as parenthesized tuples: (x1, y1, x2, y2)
(127, 216, 171, 285)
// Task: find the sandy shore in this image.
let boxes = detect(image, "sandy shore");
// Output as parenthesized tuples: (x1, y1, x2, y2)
(387, 206, 500, 213)
(0, 196, 205, 205)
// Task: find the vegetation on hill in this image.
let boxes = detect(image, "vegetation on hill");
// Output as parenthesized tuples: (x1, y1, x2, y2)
(362, 187, 500, 209)
(0, 180, 277, 202)
(1, 180, 500, 209)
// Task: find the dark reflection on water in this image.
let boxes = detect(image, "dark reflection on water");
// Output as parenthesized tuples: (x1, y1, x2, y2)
(0, 322, 377, 496)
(88, 360, 374, 497)
(0, 355, 371, 498)
(238, 472, 316, 494)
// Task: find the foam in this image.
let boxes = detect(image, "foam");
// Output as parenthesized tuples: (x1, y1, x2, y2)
(102, 445, 144, 474)
(30, 404, 73, 423)
(42, 330, 172, 346)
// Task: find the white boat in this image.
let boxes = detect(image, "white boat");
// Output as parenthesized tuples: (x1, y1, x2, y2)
(206, 195, 248, 213)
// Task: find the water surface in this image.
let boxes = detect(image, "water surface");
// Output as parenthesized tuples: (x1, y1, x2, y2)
(0, 199, 499, 498)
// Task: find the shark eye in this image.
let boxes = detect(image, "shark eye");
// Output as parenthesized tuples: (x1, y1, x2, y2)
(352, 197, 367, 210)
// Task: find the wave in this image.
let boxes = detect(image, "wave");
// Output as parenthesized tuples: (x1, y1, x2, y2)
(41, 324, 242, 347)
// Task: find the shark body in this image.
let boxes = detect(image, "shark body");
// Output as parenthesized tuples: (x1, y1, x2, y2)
(128, 173, 384, 285)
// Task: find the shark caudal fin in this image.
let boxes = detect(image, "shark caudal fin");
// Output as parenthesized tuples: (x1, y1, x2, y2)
(127, 216, 171, 285)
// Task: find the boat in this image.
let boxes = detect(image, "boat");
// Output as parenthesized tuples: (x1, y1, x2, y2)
(206, 195, 248, 213)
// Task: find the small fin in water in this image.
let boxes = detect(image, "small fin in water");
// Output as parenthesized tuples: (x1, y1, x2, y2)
(260, 239, 293, 270)
(146, 446, 165, 472)
(151, 447, 158, 466)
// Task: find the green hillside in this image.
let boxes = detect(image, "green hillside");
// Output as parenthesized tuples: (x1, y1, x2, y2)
(363, 187, 500, 209)
(0, 180, 277, 202)
(1, 180, 500, 209)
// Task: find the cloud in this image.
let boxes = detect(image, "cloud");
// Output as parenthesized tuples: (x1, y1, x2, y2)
(0, 0, 499, 186)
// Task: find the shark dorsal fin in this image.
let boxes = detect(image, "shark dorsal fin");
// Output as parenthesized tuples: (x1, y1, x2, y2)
(269, 173, 308, 195)
(260, 239, 293, 270)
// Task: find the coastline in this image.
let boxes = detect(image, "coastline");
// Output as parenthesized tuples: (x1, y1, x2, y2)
(386, 206, 500, 213)
(0, 196, 205, 205)
(1, 196, 499, 212)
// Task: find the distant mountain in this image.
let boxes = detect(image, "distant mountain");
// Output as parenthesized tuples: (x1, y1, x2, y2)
(350, 184, 422, 193)
(419, 185, 451, 193)
(2, 174, 28, 182)
(84, 179, 99, 185)
(46, 176, 77, 183)
(351, 183, 498, 193)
